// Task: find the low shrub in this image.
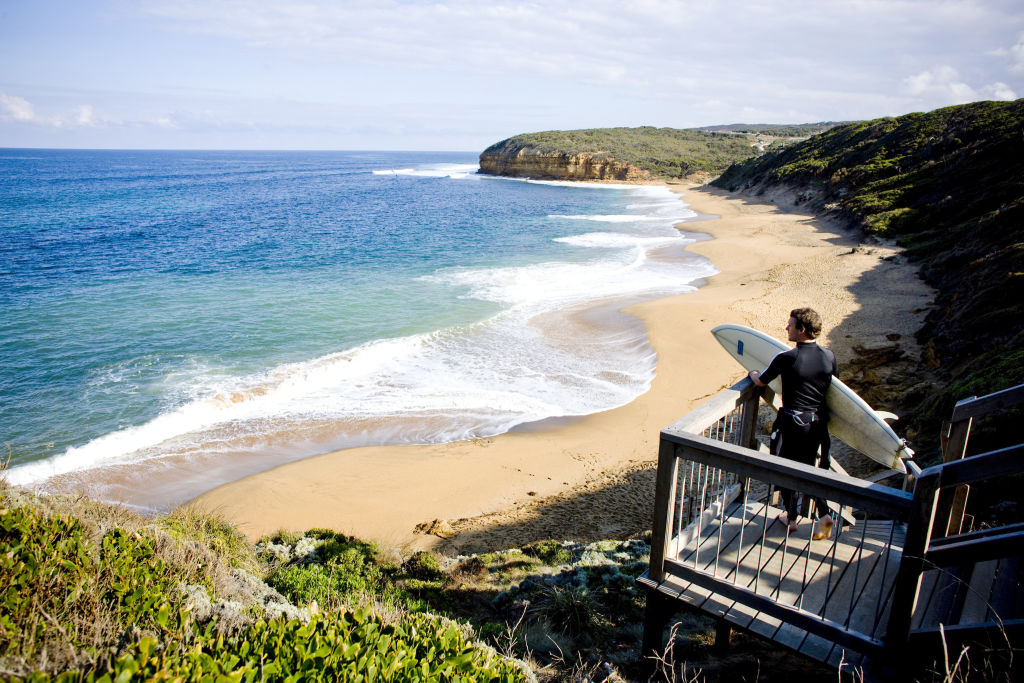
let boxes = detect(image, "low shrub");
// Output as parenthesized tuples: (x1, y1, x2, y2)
(403, 551, 444, 581)
(522, 540, 572, 566)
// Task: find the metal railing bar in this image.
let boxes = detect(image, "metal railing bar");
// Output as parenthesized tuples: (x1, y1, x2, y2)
(844, 515, 871, 630)
(818, 504, 845, 619)
(873, 565, 901, 638)
(838, 532, 891, 634)
(696, 463, 710, 569)
(755, 487, 772, 593)
(714, 469, 727, 578)
(873, 521, 898, 632)
(736, 482, 751, 584)
(774, 526, 815, 601)
(799, 519, 813, 611)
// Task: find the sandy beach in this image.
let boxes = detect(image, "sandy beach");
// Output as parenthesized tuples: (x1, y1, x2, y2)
(191, 183, 933, 553)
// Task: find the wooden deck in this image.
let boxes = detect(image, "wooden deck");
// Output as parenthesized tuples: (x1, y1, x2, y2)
(640, 498, 905, 669)
(640, 380, 1024, 679)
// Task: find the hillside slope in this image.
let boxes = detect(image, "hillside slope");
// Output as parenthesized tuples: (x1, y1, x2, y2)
(714, 99, 1024, 446)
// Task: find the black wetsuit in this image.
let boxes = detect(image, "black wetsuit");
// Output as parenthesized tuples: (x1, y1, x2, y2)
(759, 342, 838, 520)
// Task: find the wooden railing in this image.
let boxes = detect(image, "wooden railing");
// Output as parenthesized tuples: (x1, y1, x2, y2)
(641, 379, 1024, 673)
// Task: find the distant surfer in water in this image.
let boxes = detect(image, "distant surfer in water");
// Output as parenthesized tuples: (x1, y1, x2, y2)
(748, 307, 837, 540)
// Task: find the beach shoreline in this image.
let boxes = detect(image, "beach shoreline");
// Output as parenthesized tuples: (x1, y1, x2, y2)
(191, 182, 933, 553)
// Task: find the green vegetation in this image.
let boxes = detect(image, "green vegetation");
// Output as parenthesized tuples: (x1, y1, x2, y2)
(481, 126, 757, 178)
(713, 99, 1024, 451)
(2, 478, 858, 681)
(695, 122, 849, 137)
(0, 486, 529, 682)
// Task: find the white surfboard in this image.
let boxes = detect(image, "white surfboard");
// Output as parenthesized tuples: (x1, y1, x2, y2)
(711, 323, 912, 472)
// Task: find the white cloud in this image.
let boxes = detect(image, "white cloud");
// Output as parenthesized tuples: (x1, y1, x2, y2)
(981, 82, 1017, 100)
(1, 91, 36, 121)
(1009, 33, 1024, 73)
(76, 105, 96, 126)
(904, 66, 978, 103)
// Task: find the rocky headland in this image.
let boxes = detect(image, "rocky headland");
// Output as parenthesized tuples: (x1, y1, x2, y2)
(478, 126, 759, 181)
(479, 144, 652, 181)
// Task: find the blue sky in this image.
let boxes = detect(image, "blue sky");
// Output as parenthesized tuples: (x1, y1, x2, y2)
(1, 0, 1021, 151)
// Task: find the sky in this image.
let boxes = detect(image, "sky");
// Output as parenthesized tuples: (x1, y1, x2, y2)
(1, 0, 1022, 151)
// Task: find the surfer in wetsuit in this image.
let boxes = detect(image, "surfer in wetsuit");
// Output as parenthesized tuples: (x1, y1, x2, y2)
(748, 307, 837, 540)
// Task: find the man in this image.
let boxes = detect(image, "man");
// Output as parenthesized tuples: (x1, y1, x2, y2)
(749, 308, 837, 540)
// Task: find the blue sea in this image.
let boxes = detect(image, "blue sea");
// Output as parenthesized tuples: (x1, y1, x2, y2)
(0, 149, 716, 510)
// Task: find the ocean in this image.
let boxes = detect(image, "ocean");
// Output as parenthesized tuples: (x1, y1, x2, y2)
(0, 149, 716, 510)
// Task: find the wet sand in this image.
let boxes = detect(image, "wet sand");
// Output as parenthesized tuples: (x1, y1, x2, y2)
(191, 183, 933, 553)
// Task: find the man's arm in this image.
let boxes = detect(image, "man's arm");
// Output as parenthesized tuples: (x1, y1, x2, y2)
(750, 350, 787, 388)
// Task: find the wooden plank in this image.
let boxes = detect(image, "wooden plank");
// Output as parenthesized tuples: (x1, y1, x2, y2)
(987, 556, 1024, 623)
(912, 567, 964, 631)
(950, 383, 1024, 422)
(958, 559, 999, 625)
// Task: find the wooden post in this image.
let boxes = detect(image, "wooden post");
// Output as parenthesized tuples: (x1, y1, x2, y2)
(648, 437, 679, 583)
(641, 589, 677, 668)
(885, 468, 940, 662)
(713, 619, 732, 653)
(642, 436, 682, 676)
(939, 416, 972, 536)
(738, 385, 762, 451)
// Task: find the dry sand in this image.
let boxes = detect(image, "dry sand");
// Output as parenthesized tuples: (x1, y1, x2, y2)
(191, 183, 933, 554)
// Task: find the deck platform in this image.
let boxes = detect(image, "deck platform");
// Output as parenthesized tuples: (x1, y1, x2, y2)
(640, 499, 905, 669)
(640, 380, 1024, 679)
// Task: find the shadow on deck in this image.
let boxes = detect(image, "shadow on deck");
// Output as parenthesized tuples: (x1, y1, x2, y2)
(638, 380, 1024, 680)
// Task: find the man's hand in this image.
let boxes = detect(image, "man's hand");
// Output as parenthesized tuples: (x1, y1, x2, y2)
(749, 370, 766, 387)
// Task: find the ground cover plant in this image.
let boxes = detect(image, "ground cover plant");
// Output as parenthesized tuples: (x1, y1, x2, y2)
(0, 483, 530, 682)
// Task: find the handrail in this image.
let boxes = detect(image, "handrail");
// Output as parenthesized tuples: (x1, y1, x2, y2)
(924, 527, 1024, 567)
(950, 383, 1024, 422)
(934, 443, 1024, 487)
(666, 377, 775, 435)
(660, 431, 914, 520)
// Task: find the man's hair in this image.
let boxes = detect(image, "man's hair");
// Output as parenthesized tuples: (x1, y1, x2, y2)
(790, 307, 823, 339)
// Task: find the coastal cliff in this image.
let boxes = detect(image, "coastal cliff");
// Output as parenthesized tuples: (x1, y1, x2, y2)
(479, 127, 757, 181)
(479, 145, 652, 181)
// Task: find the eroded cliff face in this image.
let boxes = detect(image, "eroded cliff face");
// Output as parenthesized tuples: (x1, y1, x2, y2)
(478, 146, 652, 182)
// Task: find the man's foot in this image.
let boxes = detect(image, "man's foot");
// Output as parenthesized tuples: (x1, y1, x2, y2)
(777, 513, 799, 533)
(812, 515, 834, 540)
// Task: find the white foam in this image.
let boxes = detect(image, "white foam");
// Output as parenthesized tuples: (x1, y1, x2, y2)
(421, 241, 716, 311)
(5, 310, 661, 485)
(554, 232, 688, 250)
(373, 163, 479, 178)
(550, 214, 670, 222)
